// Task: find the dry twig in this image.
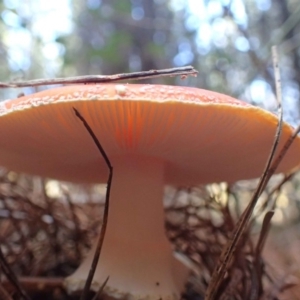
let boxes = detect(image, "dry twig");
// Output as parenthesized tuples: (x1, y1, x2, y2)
(74, 108, 113, 300)
(0, 66, 197, 88)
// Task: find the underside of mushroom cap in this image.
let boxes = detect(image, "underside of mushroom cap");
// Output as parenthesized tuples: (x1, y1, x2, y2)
(0, 83, 299, 184)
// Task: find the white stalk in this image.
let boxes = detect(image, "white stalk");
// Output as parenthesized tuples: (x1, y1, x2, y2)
(66, 155, 188, 299)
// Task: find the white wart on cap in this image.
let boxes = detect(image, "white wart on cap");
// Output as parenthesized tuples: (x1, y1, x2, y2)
(0, 84, 299, 299)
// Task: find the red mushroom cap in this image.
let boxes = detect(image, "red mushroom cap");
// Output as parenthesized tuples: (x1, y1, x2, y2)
(0, 84, 299, 184)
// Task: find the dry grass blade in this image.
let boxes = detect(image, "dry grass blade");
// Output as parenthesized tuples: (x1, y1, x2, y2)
(255, 210, 275, 258)
(205, 46, 284, 300)
(266, 123, 300, 175)
(0, 66, 198, 88)
(73, 108, 113, 300)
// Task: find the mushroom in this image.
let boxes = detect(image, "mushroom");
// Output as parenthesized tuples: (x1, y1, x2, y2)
(0, 84, 299, 300)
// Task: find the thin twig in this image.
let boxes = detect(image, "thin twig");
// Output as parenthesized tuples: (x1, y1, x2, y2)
(73, 108, 113, 300)
(205, 46, 284, 300)
(255, 173, 293, 218)
(0, 66, 198, 88)
(42, 184, 60, 266)
(249, 210, 275, 300)
(0, 248, 31, 300)
(1, 277, 64, 294)
(63, 189, 83, 261)
(92, 276, 109, 300)
(0, 284, 12, 300)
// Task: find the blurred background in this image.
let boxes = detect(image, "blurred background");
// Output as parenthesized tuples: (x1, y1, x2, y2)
(1, 0, 300, 125)
(0, 0, 300, 299)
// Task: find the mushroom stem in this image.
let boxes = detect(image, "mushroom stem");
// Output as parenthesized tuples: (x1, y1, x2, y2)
(65, 155, 188, 299)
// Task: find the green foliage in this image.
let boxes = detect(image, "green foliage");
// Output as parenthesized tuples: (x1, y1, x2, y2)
(96, 31, 133, 65)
